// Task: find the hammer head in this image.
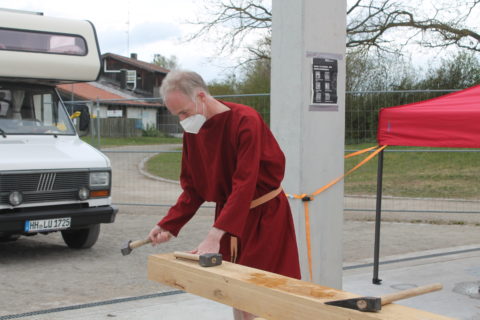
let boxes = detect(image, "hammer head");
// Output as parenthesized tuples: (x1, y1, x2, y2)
(121, 240, 133, 256)
(325, 296, 381, 312)
(199, 253, 222, 267)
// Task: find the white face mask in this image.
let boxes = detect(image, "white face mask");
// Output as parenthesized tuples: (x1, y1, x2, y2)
(179, 99, 206, 134)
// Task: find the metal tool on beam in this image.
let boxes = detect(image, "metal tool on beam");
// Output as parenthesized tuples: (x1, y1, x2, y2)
(325, 283, 443, 312)
(173, 251, 222, 267)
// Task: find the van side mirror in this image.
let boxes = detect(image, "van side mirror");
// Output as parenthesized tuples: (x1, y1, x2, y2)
(72, 104, 90, 136)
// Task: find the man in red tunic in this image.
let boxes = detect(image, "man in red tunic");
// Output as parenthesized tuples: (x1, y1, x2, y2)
(149, 70, 300, 320)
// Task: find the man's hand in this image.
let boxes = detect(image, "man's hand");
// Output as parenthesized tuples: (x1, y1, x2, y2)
(191, 227, 226, 255)
(148, 225, 173, 245)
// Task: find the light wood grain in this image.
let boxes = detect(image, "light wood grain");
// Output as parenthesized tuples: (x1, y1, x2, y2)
(148, 253, 452, 320)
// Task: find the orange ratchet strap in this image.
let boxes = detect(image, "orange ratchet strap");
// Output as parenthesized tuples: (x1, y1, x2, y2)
(286, 145, 388, 281)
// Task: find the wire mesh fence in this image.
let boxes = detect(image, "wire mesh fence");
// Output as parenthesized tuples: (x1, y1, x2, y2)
(104, 148, 184, 207)
(67, 90, 480, 217)
(345, 89, 458, 144)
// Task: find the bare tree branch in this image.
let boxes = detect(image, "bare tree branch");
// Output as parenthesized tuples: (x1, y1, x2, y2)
(185, 0, 271, 57)
(186, 0, 480, 65)
(346, 1, 480, 53)
(347, 0, 363, 15)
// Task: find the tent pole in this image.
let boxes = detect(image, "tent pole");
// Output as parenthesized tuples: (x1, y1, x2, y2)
(373, 149, 384, 284)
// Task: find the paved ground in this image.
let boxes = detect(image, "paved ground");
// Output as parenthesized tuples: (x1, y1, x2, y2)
(343, 246, 480, 320)
(0, 144, 479, 319)
(1, 205, 478, 318)
(104, 144, 183, 205)
(6, 246, 478, 320)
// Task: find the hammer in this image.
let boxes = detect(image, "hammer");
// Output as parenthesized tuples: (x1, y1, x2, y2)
(120, 238, 222, 268)
(121, 237, 151, 256)
(325, 283, 443, 312)
(173, 251, 223, 267)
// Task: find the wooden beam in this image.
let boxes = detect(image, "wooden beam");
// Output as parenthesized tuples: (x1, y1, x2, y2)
(148, 253, 452, 320)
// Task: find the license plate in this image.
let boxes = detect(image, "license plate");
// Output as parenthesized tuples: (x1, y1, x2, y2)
(25, 217, 71, 232)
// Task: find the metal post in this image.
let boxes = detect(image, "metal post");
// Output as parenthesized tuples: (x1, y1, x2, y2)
(96, 98, 101, 148)
(373, 149, 384, 284)
(90, 101, 95, 145)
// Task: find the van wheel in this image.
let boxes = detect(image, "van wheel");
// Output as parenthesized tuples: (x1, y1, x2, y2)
(61, 224, 100, 249)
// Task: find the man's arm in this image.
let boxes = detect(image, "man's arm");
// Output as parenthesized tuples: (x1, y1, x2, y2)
(191, 227, 226, 254)
(157, 143, 205, 237)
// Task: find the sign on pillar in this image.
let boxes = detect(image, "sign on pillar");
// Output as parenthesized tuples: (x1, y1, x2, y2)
(271, 0, 347, 288)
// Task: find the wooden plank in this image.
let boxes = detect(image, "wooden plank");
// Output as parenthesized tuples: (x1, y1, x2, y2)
(147, 253, 453, 320)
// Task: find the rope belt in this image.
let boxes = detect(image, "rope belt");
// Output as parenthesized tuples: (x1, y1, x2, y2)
(250, 186, 283, 209)
(230, 186, 284, 263)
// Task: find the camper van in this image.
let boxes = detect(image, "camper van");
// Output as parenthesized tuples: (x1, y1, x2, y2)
(0, 9, 117, 248)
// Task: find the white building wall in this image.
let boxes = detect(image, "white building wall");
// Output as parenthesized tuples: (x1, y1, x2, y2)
(127, 108, 142, 119)
(127, 107, 157, 129)
(86, 102, 108, 119)
(84, 103, 157, 131)
(142, 109, 157, 129)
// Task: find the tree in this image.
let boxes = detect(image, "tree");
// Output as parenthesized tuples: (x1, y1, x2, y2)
(344, 52, 480, 143)
(207, 56, 271, 123)
(207, 52, 271, 95)
(188, 0, 272, 62)
(237, 57, 271, 93)
(417, 51, 480, 89)
(347, 0, 480, 54)
(345, 51, 418, 143)
(188, 0, 480, 62)
(152, 54, 179, 70)
(206, 36, 271, 95)
(208, 74, 239, 95)
(346, 49, 420, 91)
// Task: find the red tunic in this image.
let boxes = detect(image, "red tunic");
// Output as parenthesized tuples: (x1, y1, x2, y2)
(158, 101, 301, 279)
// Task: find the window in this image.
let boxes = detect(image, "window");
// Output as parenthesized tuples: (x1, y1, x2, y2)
(0, 85, 76, 135)
(0, 90, 11, 117)
(0, 28, 87, 56)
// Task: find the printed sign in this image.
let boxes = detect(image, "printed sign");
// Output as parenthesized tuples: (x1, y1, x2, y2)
(107, 110, 123, 117)
(311, 57, 338, 105)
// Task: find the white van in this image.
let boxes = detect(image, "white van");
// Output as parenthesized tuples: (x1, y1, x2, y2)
(0, 9, 117, 248)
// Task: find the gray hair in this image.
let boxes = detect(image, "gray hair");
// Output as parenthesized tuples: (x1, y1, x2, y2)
(160, 70, 210, 101)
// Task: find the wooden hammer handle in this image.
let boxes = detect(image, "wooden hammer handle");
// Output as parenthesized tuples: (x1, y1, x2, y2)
(130, 238, 151, 249)
(174, 251, 200, 261)
(381, 283, 443, 306)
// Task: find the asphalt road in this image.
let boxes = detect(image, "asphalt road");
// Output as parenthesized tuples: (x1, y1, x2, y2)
(1, 145, 479, 317)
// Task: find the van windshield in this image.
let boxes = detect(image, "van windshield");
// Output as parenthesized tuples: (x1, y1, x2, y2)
(0, 84, 75, 135)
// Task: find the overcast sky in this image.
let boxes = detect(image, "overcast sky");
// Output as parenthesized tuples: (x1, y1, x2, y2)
(1, 1, 478, 82)
(0, 0, 237, 81)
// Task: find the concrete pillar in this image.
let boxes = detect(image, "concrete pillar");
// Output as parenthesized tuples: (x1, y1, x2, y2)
(271, 0, 346, 288)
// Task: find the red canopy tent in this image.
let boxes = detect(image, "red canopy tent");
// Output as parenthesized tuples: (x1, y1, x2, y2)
(377, 85, 480, 148)
(370, 85, 480, 284)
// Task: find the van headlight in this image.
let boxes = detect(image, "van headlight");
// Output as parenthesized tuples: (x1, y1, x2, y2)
(9, 191, 23, 206)
(78, 187, 90, 200)
(89, 172, 110, 188)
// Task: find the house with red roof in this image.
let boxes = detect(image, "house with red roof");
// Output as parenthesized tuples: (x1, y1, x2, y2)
(57, 53, 180, 136)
